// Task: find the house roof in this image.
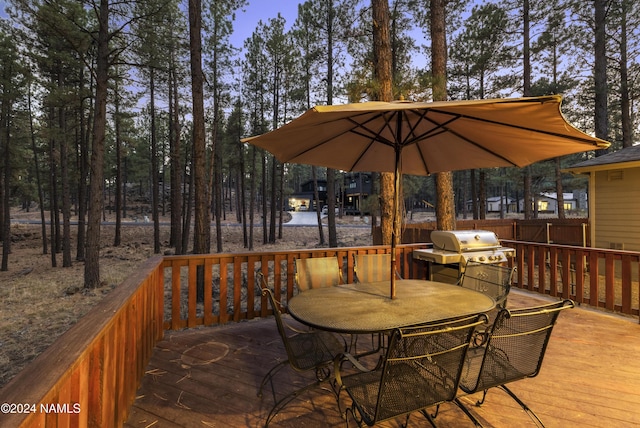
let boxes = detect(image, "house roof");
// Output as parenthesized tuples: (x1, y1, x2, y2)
(565, 144, 640, 173)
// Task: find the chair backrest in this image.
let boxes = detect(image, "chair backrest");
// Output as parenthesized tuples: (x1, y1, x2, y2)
(259, 278, 342, 373)
(294, 257, 342, 291)
(370, 314, 487, 423)
(460, 299, 574, 394)
(460, 262, 515, 307)
(354, 253, 391, 283)
(259, 284, 292, 357)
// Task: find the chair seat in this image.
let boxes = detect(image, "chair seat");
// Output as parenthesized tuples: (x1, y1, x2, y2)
(288, 329, 345, 372)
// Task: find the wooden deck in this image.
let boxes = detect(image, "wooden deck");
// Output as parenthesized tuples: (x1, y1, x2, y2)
(125, 290, 640, 428)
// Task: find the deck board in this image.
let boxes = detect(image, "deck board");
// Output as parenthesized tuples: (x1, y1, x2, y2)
(125, 290, 640, 427)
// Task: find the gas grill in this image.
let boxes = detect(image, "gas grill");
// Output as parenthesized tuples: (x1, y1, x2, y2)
(413, 230, 515, 283)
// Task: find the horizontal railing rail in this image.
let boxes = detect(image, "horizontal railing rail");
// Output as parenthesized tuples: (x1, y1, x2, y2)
(0, 256, 165, 428)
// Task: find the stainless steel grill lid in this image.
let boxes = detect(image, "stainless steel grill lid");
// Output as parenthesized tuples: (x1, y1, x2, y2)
(430, 230, 501, 252)
(413, 230, 515, 265)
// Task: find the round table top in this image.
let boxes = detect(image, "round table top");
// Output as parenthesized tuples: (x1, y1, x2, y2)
(287, 279, 495, 334)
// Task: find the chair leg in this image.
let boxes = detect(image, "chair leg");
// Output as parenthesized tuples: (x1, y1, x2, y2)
(418, 408, 438, 428)
(453, 398, 484, 427)
(349, 332, 384, 358)
(263, 380, 326, 427)
(258, 360, 288, 401)
(500, 385, 545, 428)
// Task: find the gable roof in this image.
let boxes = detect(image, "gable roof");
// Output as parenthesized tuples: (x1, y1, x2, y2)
(564, 144, 640, 173)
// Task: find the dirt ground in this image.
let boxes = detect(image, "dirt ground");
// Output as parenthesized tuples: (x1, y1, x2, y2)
(0, 209, 377, 388)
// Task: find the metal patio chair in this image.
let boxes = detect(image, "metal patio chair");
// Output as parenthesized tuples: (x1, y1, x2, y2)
(455, 299, 575, 428)
(460, 262, 514, 309)
(257, 274, 347, 427)
(294, 256, 343, 292)
(352, 253, 401, 355)
(334, 314, 487, 427)
(459, 262, 515, 345)
(354, 253, 397, 283)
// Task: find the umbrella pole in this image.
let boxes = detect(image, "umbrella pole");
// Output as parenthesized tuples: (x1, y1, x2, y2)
(390, 147, 401, 299)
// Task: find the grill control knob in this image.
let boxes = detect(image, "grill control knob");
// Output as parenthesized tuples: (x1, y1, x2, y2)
(478, 256, 486, 262)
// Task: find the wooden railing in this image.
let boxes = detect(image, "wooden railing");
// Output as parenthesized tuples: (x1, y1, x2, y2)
(0, 256, 165, 428)
(162, 244, 428, 330)
(2, 240, 639, 427)
(503, 240, 640, 318)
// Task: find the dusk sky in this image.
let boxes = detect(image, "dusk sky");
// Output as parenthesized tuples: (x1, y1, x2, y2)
(231, 1, 301, 47)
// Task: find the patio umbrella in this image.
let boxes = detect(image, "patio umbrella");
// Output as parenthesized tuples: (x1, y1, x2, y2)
(244, 95, 610, 298)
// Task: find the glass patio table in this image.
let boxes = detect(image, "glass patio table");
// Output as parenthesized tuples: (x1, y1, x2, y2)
(286, 279, 495, 334)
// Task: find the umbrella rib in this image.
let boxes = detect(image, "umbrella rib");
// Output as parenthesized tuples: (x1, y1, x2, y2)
(345, 114, 398, 171)
(276, 112, 395, 164)
(420, 113, 520, 166)
(427, 108, 605, 146)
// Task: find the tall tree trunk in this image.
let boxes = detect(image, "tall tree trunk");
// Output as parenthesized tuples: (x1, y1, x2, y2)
(1, 73, 10, 271)
(479, 170, 486, 220)
(84, 0, 109, 289)
(618, 2, 632, 148)
(182, 142, 193, 253)
(189, 0, 210, 256)
(594, 0, 608, 151)
(556, 158, 565, 218)
(248, 145, 256, 251)
(325, 1, 338, 247)
(59, 93, 71, 267)
(48, 107, 58, 268)
(327, 168, 337, 246)
(169, 65, 183, 254)
(522, 0, 533, 219)
(372, 0, 396, 246)
(471, 169, 478, 219)
(76, 63, 90, 261)
(261, 152, 267, 244)
(269, 157, 277, 244)
(214, 134, 223, 252)
(150, 67, 160, 254)
(312, 166, 325, 245)
(431, 0, 455, 231)
(278, 162, 284, 240)
(114, 76, 122, 247)
(27, 83, 48, 255)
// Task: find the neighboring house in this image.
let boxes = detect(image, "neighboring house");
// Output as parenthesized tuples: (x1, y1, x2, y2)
(288, 179, 327, 211)
(465, 196, 515, 214)
(564, 145, 640, 251)
(518, 192, 587, 215)
(342, 172, 372, 215)
(486, 196, 516, 213)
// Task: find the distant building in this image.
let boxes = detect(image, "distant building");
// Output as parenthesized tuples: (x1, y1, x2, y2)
(486, 196, 516, 213)
(342, 172, 372, 215)
(518, 192, 587, 215)
(564, 144, 640, 251)
(465, 196, 516, 214)
(288, 179, 327, 211)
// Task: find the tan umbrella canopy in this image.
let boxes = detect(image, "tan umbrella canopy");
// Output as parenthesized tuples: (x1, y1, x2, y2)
(244, 95, 610, 298)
